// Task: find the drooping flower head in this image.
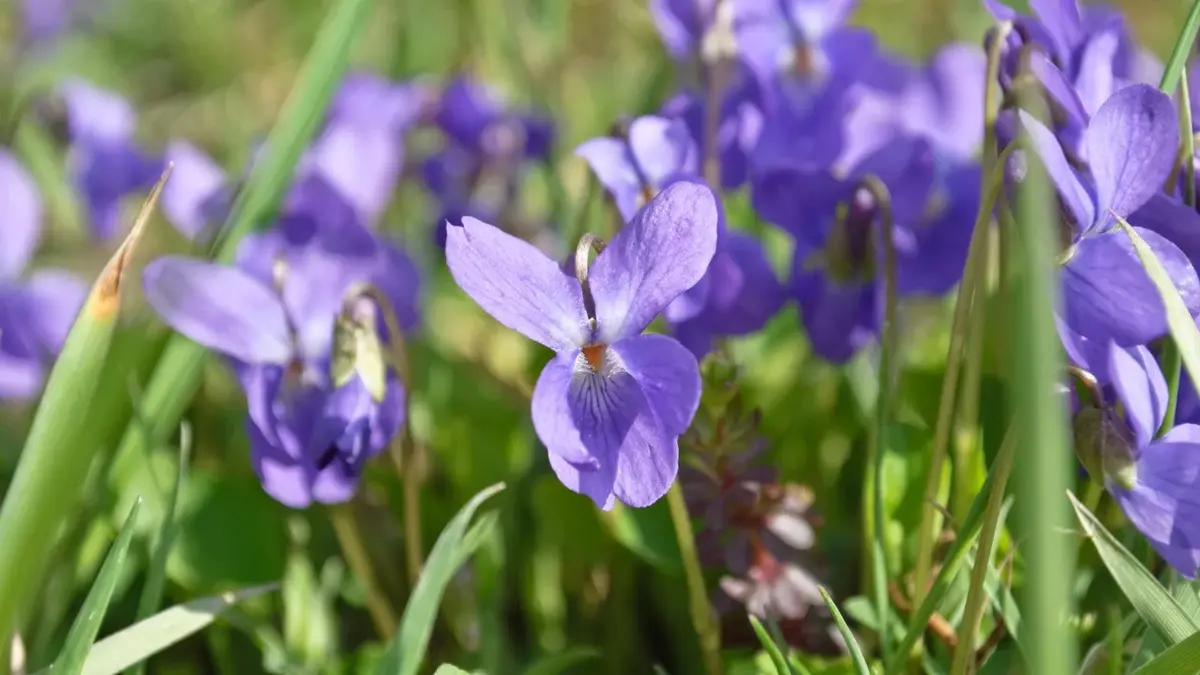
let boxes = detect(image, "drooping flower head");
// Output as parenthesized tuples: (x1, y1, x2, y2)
(445, 180, 718, 508)
(0, 149, 87, 400)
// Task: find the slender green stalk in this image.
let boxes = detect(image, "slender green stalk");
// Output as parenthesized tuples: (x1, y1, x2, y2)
(1011, 85, 1076, 675)
(329, 504, 399, 638)
(819, 588, 871, 675)
(665, 483, 723, 675)
(1155, 0, 1200, 95)
(948, 420, 1018, 675)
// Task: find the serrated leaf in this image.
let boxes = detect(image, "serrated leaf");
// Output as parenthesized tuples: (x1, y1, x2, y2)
(1069, 492, 1197, 644)
(377, 482, 506, 675)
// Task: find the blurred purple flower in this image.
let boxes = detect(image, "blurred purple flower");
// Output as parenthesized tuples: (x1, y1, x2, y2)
(0, 150, 87, 399)
(659, 81, 765, 190)
(57, 78, 164, 241)
(575, 115, 699, 222)
(1073, 341, 1200, 578)
(421, 145, 500, 247)
(434, 77, 555, 162)
(445, 181, 718, 508)
(650, 0, 717, 61)
(1019, 84, 1200, 348)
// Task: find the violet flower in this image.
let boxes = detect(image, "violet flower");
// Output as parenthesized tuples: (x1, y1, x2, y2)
(650, 0, 717, 62)
(1072, 342, 1200, 577)
(445, 181, 718, 508)
(1019, 84, 1200, 348)
(434, 77, 555, 163)
(142, 217, 419, 507)
(659, 81, 765, 190)
(575, 115, 699, 222)
(56, 78, 164, 241)
(0, 150, 87, 399)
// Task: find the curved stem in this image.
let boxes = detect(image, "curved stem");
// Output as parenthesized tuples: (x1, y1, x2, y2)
(575, 233, 607, 326)
(666, 483, 723, 675)
(329, 504, 398, 638)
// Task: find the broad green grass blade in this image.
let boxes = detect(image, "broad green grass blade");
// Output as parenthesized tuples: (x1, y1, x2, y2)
(52, 499, 143, 675)
(42, 584, 280, 675)
(126, 423, 192, 675)
(0, 170, 169, 645)
(749, 615, 793, 675)
(1114, 218, 1200, 403)
(106, 0, 378, 493)
(1068, 493, 1197, 644)
(818, 587, 871, 675)
(377, 483, 506, 675)
(1156, 0, 1200, 95)
(1133, 629, 1200, 675)
(519, 647, 600, 675)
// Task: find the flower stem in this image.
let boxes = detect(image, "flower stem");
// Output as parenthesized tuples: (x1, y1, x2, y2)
(665, 482, 723, 675)
(328, 503, 398, 639)
(1161, 70, 1197, 435)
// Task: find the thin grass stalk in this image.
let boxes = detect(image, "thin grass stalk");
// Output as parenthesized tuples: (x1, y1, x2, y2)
(666, 483, 723, 675)
(329, 504, 399, 638)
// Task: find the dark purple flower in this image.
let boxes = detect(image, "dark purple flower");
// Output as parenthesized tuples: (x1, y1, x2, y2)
(421, 145, 500, 247)
(434, 77, 555, 162)
(659, 80, 765, 190)
(1073, 341, 1200, 577)
(575, 115, 699, 222)
(0, 150, 87, 399)
(651, 0, 717, 61)
(1019, 84, 1200, 347)
(58, 78, 164, 241)
(444, 181, 718, 508)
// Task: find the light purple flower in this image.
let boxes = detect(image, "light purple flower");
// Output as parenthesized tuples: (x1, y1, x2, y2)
(575, 115, 699, 222)
(660, 82, 765, 190)
(0, 150, 87, 399)
(650, 0, 717, 61)
(58, 78, 164, 241)
(445, 181, 719, 508)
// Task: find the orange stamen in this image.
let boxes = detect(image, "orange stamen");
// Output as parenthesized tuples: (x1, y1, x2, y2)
(582, 343, 607, 371)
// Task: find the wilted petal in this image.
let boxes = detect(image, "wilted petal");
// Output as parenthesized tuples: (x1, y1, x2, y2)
(1018, 111, 1095, 229)
(0, 150, 43, 280)
(1061, 228, 1200, 346)
(142, 256, 294, 364)
(162, 141, 227, 240)
(1086, 84, 1178, 230)
(445, 217, 589, 350)
(589, 180, 719, 342)
(1108, 343, 1168, 449)
(610, 333, 701, 435)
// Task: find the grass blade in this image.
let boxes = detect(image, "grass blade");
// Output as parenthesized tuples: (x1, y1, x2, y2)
(0, 170, 169, 645)
(52, 499, 143, 675)
(106, 0, 378, 498)
(748, 615, 793, 675)
(1133, 629, 1200, 675)
(377, 482, 506, 675)
(125, 423, 192, 675)
(1068, 493, 1197, 644)
(818, 587, 871, 675)
(1156, 0, 1200, 95)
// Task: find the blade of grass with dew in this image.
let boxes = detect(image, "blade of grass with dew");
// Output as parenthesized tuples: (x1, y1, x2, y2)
(42, 584, 281, 675)
(1114, 217, 1200, 423)
(1068, 492, 1197, 644)
(818, 588, 871, 675)
(1133, 628, 1200, 675)
(51, 499, 142, 675)
(0, 170, 169, 647)
(105, 0, 377, 490)
(377, 483, 506, 675)
(885, 425, 1016, 675)
(125, 423, 192, 675)
(1011, 90, 1076, 674)
(749, 615, 793, 675)
(1155, 0, 1200, 95)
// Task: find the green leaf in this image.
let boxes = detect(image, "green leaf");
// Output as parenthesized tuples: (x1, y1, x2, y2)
(106, 0, 378, 508)
(126, 424, 192, 675)
(1114, 218, 1200, 410)
(749, 615, 794, 675)
(1157, 0, 1200, 94)
(432, 666, 472, 675)
(1134, 629, 1200, 675)
(609, 499, 682, 573)
(0, 172, 167, 645)
(1068, 492, 1197, 645)
(819, 587, 871, 675)
(37, 584, 279, 675)
(377, 482, 506, 675)
(53, 499, 143, 675)
(519, 647, 601, 675)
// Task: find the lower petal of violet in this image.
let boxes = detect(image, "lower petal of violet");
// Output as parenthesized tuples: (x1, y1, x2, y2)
(1060, 227, 1200, 347)
(793, 268, 877, 364)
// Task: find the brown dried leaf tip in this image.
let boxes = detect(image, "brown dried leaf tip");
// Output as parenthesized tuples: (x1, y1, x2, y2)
(87, 162, 174, 319)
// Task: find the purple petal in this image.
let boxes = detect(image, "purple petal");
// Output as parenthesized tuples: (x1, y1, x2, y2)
(445, 217, 589, 350)
(895, 162, 980, 296)
(575, 137, 642, 222)
(1074, 28, 1122, 116)
(162, 141, 226, 241)
(20, 269, 86, 353)
(793, 267, 876, 364)
(903, 42, 986, 160)
(74, 141, 164, 240)
(0, 150, 43, 279)
(142, 256, 293, 364)
(787, 0, 858, 41)
(751, 167, 848, 246)
(628, 115, 699, 188)
(1085, 84, 1178, 230)
(1061, 228, 1200, 346)
(1108, 343, 1168, 449)
(610, 333, 701, 435)
(1057, 315, 1107, 379)
(731, 0, 792, 90)
(664, 273, 712, 324)
(305, 122, 402, 223)
(589, 180, 719, 342)
(331, 72, 426, 130)
(650, 0, 714, 59)
(1129, 194, 1200, 269)
(1030, 0, 1084, 59)
(532, 351, 601, 466)
(1028, 52, 1089, 137)
(59, 78, 136, 142)
(1113, 428, 1200, 577)
(1018, 110, 1095, 229)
